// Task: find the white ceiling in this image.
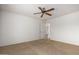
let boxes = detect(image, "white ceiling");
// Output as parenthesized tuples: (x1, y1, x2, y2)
(0, 4, 79, 19)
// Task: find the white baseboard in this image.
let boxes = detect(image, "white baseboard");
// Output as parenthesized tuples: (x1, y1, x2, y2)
(50, 39, 79, 46)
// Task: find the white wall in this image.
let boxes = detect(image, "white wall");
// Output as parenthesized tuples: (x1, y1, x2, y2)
(0, 12, 1, 41)
(1, 10, 79, 47)
(40, 19, 47, 39)
(0, 11, 41, 47)
(49, 11, 79, 46)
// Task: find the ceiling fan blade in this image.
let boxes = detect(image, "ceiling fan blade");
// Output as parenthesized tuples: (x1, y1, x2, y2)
(43, 8, 46, 11)
(46, 8, 55, 12)
(34, 12, 41, 14)
(45, 13, 52, 16)
(41, 13, 44, 18)
(38, 7, 43, 12)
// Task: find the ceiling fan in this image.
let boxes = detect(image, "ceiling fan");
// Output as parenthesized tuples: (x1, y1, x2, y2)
(34, 7, 55, 18)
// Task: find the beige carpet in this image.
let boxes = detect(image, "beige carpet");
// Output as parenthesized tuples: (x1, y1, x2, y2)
(0, 39, 79, 55)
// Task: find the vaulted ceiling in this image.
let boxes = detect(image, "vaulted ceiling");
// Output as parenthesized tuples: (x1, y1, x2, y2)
(0, 4, 79, 19)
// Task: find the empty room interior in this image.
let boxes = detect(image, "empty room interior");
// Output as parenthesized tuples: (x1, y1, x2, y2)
(0, 4, 79, 55)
